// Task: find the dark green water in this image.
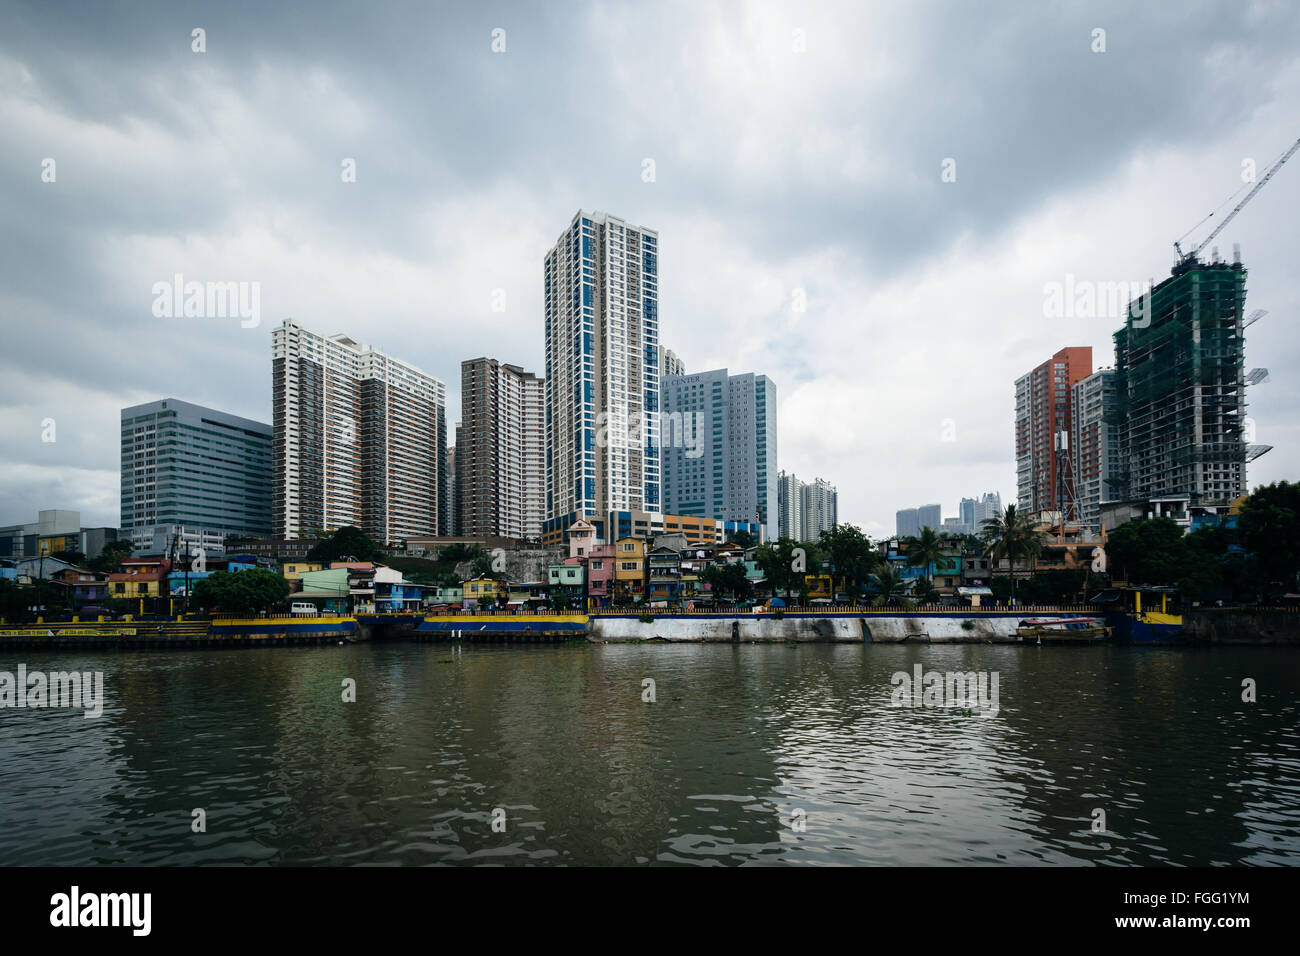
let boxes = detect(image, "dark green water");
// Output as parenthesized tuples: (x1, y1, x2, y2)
(0, 642, 1297, 866)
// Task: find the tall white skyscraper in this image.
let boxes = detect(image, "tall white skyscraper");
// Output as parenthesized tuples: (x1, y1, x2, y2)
(777, 471, 803, 540)
(780, 472, 838, 541)
(801, 477, 838, 541)
(543, 210, 660, 538)
(661, 368, 778, 540)
(272, 319, 447, 544)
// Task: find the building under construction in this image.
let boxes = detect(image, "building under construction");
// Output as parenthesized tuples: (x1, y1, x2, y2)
(1110, 255, 1249, 507)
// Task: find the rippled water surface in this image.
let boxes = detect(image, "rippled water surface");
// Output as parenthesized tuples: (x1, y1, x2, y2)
(1, 642, 1297, 866)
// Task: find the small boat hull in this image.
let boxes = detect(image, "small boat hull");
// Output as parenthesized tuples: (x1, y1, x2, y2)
(1017, 626, 1110, 643)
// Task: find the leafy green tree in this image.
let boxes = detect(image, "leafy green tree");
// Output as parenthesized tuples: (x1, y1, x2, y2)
(471, 551, 495, 578)
(702, 563, 753, 603)
(912, 576, 940, 604)
(1018, 569, 1088, 604)
(906, 527, 947, 579)
(1105, 518, 1186, 586)
(730, 529, 756, 550)
(440, 542, 477, 564)
(89, 539, 133, 573)
(51, 550, 86, 566)
(191, 569, 291, 615)
(818, 524, 878, 601)
(981, 504, 1045, 603)
(755, 537, 806, 601)
(306, 526, 376, 564)
(1238, 481, 1300, 593)
(0, 579, 34, 622)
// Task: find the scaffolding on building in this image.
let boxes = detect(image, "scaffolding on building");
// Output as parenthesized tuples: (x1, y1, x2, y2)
(1111, 258, 1248, 506)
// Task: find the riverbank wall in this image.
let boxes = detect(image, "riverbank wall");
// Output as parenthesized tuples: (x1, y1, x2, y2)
(586, 612, 1044, 643)
(1183, 608, 1300, 645)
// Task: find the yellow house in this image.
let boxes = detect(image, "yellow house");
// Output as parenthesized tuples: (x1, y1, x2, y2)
(614, 537, 646, 602)
(462, 576, 502, 605)
(281, 561, 324, 580)
(108, 571, 165, 614)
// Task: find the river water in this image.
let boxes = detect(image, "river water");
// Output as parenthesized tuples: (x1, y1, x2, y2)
(1, 642, 1297, 866)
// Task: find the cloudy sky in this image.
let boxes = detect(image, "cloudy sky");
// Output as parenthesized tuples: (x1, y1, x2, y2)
(2, 0, 1298, 538)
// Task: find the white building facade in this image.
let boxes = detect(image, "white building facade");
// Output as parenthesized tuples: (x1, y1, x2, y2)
(543, 210, 661, 539)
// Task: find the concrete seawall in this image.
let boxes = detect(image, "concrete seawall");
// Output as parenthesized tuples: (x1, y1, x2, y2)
(1183, 609, 1300, 645)
(587, 614, 1029, 643)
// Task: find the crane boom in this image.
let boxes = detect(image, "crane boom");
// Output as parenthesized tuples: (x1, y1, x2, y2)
(1175, 134, 1300, 261)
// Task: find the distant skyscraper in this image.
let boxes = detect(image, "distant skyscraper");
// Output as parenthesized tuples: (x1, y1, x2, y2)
(543, 210, 660, 537)
(272, 319, 447, 544)
(661, 368, 778, 540)
(800, 477, 838, 541)
(959, 497, 977, 529)
(661, 348, 685, 379)
(777, 471, 803, 540)
(457, 357, 545, 540)
(121, 398, 272, 552)
(1015, 346, 1092, 517)
(1071, 369, 1121, 531)
(975, 491, 1003, 527)
(917, 503, 941, 533)
(896, 502, 941, 538)
(778, 472, 837, 541)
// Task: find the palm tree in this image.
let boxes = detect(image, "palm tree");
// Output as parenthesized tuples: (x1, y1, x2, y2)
(906, 526, 947, 580)
(869, 565, 910, 606)
(980, 504, 1045, 605)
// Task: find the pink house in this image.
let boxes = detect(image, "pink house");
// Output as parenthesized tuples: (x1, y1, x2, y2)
(564, 518, 615, 606)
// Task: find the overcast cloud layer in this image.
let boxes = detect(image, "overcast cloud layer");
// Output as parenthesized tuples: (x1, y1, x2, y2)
(2, 0, 1299, 538)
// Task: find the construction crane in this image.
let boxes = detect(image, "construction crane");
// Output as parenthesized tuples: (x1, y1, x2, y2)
(1174, 133, 1300, 264)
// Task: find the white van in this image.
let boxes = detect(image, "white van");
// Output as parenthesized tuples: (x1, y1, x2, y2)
(290, 601, 319, 617)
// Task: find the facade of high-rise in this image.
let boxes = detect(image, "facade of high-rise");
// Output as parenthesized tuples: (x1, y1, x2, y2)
(661, 368, 778, 540)
(543, 210, 660, 538)
(777, 473, 838, 541)
(446, 444, 458, 537)
(1112, 259, 1249, 506)
(272, 319, 447, 545)
(777, 471, 802, 540)
(661, 348, 685, 379)
(975, 491, 1004, 525)
(1071, 369, 1121, 532)
(895, 503, 940, 539)
(1015, 346, 1092, 518)
(457, 357, 545, 541)
(120, 398, 272, 553)
(800, 477, 838, 541)
(977, 494, 1003, 522)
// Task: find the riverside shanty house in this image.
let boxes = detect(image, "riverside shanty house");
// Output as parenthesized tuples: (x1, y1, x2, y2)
(645, 545, 683, 604)
(294, 563, 426, 614)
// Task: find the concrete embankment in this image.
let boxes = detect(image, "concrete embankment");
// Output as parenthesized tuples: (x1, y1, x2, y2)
(1183, 609, 1300, 645)
(587, 614, 1029, 643)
